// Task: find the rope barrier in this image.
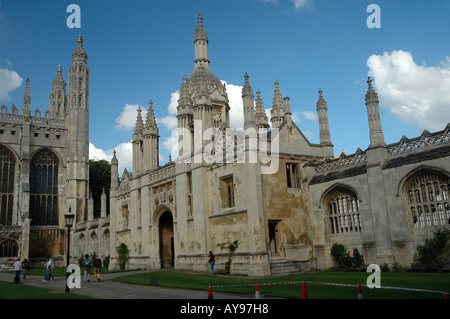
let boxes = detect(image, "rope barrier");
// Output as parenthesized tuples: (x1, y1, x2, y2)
(211, 280, 446, 295)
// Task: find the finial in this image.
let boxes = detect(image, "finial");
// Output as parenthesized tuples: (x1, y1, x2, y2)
(148, 99, 153, 109)
(244, 72, 249, 82)
(77, 34, 83, 45)
(57, 65, 62, 75)
(198, 13, 203, 25)
(367, 77, 375, 92)
(319, 88, 323, 97)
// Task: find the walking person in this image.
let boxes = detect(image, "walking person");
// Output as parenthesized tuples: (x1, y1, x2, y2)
(83, 254, 92, 282)
(21, 258, 30, 281)
(208, 251, 216, 276)
(93, 256, 102, 282)
(42, 257, 50, 282)
(48, 256, 55, 281)
(13, 258, 21, 283)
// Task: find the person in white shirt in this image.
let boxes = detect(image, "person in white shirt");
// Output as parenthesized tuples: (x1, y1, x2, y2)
(13, 258, 21, 283)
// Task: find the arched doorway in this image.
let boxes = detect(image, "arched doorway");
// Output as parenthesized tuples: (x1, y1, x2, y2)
(159, 211, 174, 268)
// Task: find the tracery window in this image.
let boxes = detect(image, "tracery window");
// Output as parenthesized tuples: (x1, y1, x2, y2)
(326, 187, 361, 234)
(0, 145, 15, 226)
(29, 149, 59, 226)
(0, 239, 18, 257)
(406, 171, 450, 227)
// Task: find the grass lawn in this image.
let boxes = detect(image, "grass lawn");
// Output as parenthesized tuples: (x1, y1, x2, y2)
(0, 280, 91, 299)
(113, 270, 450, 299)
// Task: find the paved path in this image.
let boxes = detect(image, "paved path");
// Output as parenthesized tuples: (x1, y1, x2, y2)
(0, 270, 250, 299)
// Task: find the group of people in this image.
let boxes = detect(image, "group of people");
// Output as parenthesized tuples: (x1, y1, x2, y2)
(12, 258, 31, 283)
(83, 254, 103, 282)
(11, 254, 103, 283)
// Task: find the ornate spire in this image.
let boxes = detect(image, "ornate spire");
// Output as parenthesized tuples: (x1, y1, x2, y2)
(194, 13, 208, 42)
(365, 77, 385, 148)
(270, 79, 285, 127)
(365, 77, 379, 104)
(242, 73, 255, 130)
(272, 79, 284, 110)
(241, 72, 254, 98)
(111, 150, 118, 165)
(316, 88, 327, 111)
(49, 65, 67, 117)
(134, 107, 144, 134)
(22, 78, 31, 116)
(255, 90, 269, 130)
(316, 88, 333, 148)
(145, 99, 158, 131)
(72, 34, 87, 61)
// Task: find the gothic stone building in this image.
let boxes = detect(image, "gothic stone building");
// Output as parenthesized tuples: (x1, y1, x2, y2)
(1, 15, 449, 275)
(0, 35, 109, 267)
(107, 15, 450, 276)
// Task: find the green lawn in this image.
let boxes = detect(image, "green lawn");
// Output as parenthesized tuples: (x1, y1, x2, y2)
(113, 270, 450, 299)
(0, 281, 91, 299)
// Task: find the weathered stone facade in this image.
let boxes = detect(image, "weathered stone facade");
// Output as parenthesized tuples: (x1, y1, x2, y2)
(2, 15, 449, 276)
(107, 15, 450, 275)
(0, 35, 102, 268)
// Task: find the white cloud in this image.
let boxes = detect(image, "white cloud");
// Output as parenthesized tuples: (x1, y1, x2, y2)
(0, 67, 22, 100)
(115, 103, 146, 131)
(367, 50, 450, 132)
(301, 111, 317, 121)
(157, 91, 179, 130)
(90, 142, 133, 175)
(222, 81, 245, 129)
(291, 0, 313, 11)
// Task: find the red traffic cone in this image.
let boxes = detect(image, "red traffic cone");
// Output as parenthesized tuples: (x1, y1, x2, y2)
(357, 285, 364, 299)
(444, 290, 448, 299)
(255, 283, 261, 299)
(301, 281, 308, 299)
(208, 283, 213, 299)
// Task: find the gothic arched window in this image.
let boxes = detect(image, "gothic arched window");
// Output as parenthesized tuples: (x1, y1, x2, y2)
(406, 171, 450, 227)
(30, 149, 59, 226)
(0, 239, 18, 257)
(0, 145, 15, 226)
(325, 187, 361, 234)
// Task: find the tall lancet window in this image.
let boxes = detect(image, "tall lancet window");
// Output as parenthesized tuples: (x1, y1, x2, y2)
(0, 145, 15, 226)
(30, 149, 59, 226)
(406, 171, 450, 227)
(325, 187, 361, 234)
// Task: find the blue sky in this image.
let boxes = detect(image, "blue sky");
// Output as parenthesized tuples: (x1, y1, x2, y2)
(1, 0, 449, 172)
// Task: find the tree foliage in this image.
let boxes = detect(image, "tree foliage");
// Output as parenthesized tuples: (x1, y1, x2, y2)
(89, 159, 111, 218)
(412, 228, 450, 272)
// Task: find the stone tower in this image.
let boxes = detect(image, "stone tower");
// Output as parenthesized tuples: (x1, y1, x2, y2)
(365, 77, 385, 148)
(254, 89, 269, 131)
(242, 73, 256, 130)
(270, 80, 285, 127)
(316, 88, 334, 157)
(66, 34, 90, 223)
(143, 99, 159, 171)
(49, 65, 67, 119)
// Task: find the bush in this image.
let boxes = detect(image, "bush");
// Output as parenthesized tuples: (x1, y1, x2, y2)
(411, 228, 450, 272)
(330, 243, 352, 269)
(351, 248, 364, 270)
(380, 262, 389, 272)
(330, 244, 366, 271)
(116, 243, 130, 270)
